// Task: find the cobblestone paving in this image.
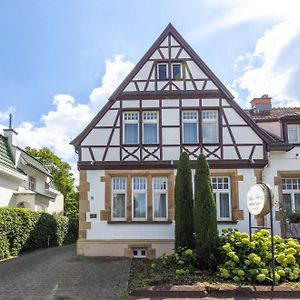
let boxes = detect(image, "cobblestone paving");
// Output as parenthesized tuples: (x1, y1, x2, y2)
(0, 245, 131, 300)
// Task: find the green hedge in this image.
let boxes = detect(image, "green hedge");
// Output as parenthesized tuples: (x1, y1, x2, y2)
(0, 207, 78, 260)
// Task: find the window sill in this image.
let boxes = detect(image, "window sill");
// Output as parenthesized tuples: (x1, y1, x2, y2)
(108, 220, 172, 224)
(217, 220, 238, 224)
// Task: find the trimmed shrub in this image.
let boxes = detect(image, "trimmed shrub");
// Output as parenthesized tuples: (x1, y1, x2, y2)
(175, 152, 194, 249)
(0, 231, 10, 259)
(0, 207, 78, 260)
(218, 228, 300, 284)
(194, 154, 218, 270)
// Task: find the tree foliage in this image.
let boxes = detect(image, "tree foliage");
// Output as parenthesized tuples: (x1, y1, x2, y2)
(175, 152, 194, 249)
(25, 147, 78, 219)
(194, 153, 218, 270)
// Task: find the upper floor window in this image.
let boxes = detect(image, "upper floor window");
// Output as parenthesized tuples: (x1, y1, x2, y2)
(158, 63, 168, 80)
(282, 178, 300, 215)
(211, 177, 231, 221)
(183, 111, 198, 144)
(287, 124, 300, 143)
(172, 63, 182, 80)
(28, 176, 36, 191)
(202, 111, 218, 144)
(132, 177, 147, 220)
(112, 177, 126, 220)
(143, 112, 158, 144)
(124, 112, 139, 144)
(153, 177, 168, 220)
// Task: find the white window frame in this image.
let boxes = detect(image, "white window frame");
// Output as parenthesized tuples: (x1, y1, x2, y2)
(28, 176, 36, 191)
(282, 178, 300, 214)
(182, 110, 198, 144)
(132, 177, 147, 221)
(133, 248, 147, 258)
(172, 63, 182, 80)
(142, 111, 159, 144)
(123, 112, 139, 145)
(211, 176, 231, 221)
(111, 177, 127, 221)
(287, 124, 300, 143)
(202, 110, 219, 144)
(157, 63, 168, 80)
(152, 177, 168, 221)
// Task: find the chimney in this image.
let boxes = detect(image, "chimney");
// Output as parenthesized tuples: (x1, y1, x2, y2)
(3, 114, 18, 162)
(250, 95, 272, 112)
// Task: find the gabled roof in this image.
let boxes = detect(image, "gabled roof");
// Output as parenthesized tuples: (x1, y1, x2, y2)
(20, 149, 52, 177)
(0, 135, 16, 171)
(245, 107, 300, 121)
(109, 23, 234, 100)
(71, 24, 280, 148)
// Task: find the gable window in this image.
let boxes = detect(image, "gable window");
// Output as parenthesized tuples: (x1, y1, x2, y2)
(212, 177, 231, 221)
(282, 178, 300, 215)
(153, 177, 168, 220)
(287, 124, 300, 143)
(202, 110, 218, 144)
(28, 176, 36, 191)
(124, 112, 139, 144)
(143, 112, 158, 144)
(158, 64, 167, 80)
(132, 177, 147, 220)
(112, 177, 126, 220)
(183, 111, 198, 144)
(172, 63, 182, 80)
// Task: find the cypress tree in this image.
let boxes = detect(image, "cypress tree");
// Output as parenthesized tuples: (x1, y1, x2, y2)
(194, 153, 218, 270)
(175, 152, 194, 249)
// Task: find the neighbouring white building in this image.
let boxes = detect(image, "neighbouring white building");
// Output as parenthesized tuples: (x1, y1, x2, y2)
(0, 127, 63, 214)
(71, 24, 300, 258)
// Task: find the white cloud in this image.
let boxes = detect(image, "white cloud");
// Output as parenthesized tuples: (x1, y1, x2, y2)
(89, 54, 134, 110)
(233, 21, 300, 106)
(189, 0, 300, 39)
(0, 54, 135, 183)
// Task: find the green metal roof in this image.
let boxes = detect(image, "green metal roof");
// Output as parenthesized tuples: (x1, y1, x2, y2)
(0, 135, 16, 171)
(20, 150, 51, 176)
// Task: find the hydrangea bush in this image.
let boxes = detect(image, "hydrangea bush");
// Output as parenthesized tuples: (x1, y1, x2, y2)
(218, 228, 300, 284)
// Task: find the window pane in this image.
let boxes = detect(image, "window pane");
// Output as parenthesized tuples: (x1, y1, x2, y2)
(113, 194, 125, 218)
(288, 124, 299, 143)
(283, 194, 292, 215)
(133, 193, 146, 218)
(202, 123, 217, 143)
(172, 64, 181, 79)
(124, 123, 138, 144)
(295, 194, 300, 213)
(158, 64, 167, 80)
(219, 193, 230, 218)
(183, 123, 197, 143)
(144, 123, 157, 144)
(154, 193, 167, 218)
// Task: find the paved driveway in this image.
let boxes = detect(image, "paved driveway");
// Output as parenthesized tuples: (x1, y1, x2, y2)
(0, 244, 131, 300)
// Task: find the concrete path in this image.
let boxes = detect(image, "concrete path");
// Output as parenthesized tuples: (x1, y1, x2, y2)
(0, 244, 131, 300)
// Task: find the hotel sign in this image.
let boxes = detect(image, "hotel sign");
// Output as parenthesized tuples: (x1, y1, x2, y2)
(247, 183, 274, 216)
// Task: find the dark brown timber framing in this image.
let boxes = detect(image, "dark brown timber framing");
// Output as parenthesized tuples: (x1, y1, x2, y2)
(77, 159, 268, 170)
(70, 23, 275, 150)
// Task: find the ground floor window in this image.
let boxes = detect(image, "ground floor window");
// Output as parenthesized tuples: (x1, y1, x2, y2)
(106, 171, 174, 223)
(112, 177, 126, 220)
(153, 177, 168, 220)
(282, 178, 300, 215)
(211, 176, 231, 221)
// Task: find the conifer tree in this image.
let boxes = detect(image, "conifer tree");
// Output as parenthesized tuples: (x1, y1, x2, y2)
(194, 153, 218, 270)
(175, 152, 194, 249)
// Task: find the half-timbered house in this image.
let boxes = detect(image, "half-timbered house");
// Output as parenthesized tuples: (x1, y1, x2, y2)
(71, 24, 297, 257)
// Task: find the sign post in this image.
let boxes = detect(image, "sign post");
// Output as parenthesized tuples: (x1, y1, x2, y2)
(247, 183, 275, 289)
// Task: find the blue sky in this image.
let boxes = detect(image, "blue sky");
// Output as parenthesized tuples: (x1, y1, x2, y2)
(1, 0, 300, 179)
